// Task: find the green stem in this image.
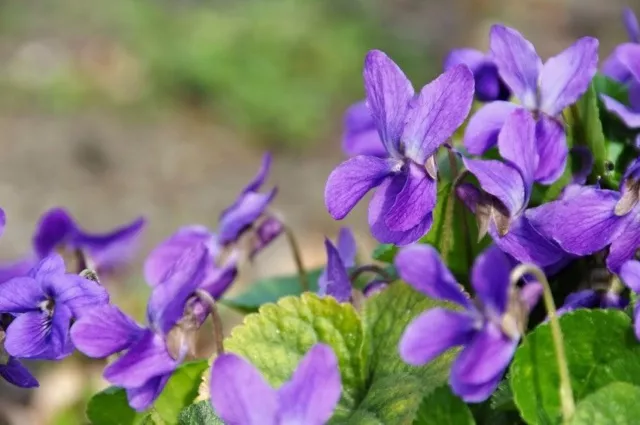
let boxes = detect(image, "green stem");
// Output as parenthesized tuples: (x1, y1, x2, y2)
(195, 290, 225, 356)
(510, 264, 575, 422)
(283, 224, 309, 292)
(349, 265, 392, 283)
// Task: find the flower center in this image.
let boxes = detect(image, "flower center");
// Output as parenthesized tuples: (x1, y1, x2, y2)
(39, 298, 55, 317)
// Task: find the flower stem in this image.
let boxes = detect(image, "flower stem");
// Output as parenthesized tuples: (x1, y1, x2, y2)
(349, 264, 392, 283)
(195, 290, 225, 356)
(283, 224, 309, 292)
(510, 264, 575, 422)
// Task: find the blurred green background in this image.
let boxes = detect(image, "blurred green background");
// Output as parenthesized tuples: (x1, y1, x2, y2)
(0, 0, 635, 423)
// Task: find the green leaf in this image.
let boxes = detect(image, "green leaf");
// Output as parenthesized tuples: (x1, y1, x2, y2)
(177, 401, 224, 425)
(221, 268, 322, 313)
(413, 386, 475, 425)
(510, 309, 640, 425)
(86, 361, 208, 425)
(371, 243, 398, 264)
(566, 82, 607, 185)
(420, 181, 486, 280)
(223, 292, 367, 414)
(593, 73, 629, 105)
(342, 282, 459, 424)
(569, 382, 640, 425)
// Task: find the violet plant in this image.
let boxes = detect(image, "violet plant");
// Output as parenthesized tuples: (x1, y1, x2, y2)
(7, 9, 640, 425)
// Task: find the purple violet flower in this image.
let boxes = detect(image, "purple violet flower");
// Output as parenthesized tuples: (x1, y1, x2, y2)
(602, 8, 640, 82)
(464, 25, 598, 185)
(210, 343, 342, 425)
(457, 109, 569, 269)
(619, 260, 640, 339)
(71, 243, 210, 411)
(0, 254, 109, 360)
(342, 101, 386, 157)
(325, 50, 475, 245)
(556, 288, 627, 317)
(0, 207, 145, 283)
(527, 159, 640, 273)
(218, 153, 282, 247)
(396, 244, 541, 402)
(444, 48, 511, 102)
(318, 227, 357, 302)
(0, 323, 38, 388)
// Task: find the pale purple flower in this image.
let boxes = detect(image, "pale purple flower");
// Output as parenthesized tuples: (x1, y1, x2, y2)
(318, 227, 357, 302)
(602, 8, 640, 82)
(210, 343, 341, 425)
(457, 109, 569, 269)
(464, 25, 598, 185)
(527, 159, 640, 273)
(0, 207, 145, 283)
(397, 244, 541, 402)
(342, 101, 386, 157)
(71, 243, 209, 411)
(325, 50, 475, 245)
(619, 260, 640, 339)
(444, 48, 511, 102)
(0, 254, 109, 360)
(218, 153, 282, 247)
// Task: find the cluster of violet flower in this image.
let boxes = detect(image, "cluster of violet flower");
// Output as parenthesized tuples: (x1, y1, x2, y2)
(5, 9, 640, 425)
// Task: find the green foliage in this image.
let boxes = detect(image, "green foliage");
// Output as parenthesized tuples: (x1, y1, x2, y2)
(510, 310, 640, 425)
(569, 382, 640, 425)
(413, 386, 475, 425)
(592, 73, 629, 105)
(177, 401, 223, 425)
(221, 268, 322, 313)
(371, 244, 398, 264)
(86, 361, 208, 425)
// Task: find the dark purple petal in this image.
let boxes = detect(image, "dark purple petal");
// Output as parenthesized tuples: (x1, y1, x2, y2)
(384, 164, 437, 232)
(464, 101, 520, 155)
(277, 344, 341, 425)
(620, 260, 640, 293)
(0, 277, 44, 313)
(325, 156, 395, 220)
(556, 290, 600, 316)
(71, 304, 145, 358)
(489, 25, 542, 108)
(218, 190, 277, 245)
(362, 280, 388, 297)
(363, 50, 415, 156)
(526, 187, 626, 256)
(618, 43, 640, 84)
(242, 152, 272, 194)
(449, 373, 504, 403)
(104, 330, 177, 388)
(490, 215, 569, 268)
(463, 158, 526, 216)
(399, 308, 476, 366)
(336, 227, 357, 268)
(33, 208, 75, 257)
(602, 43, 637, 82)
(600, 94, 640, 128)
(210, 353, 279, 425)
(45, 274, 109, 317)
(475, 63, 511, 102)
(497, 108, 538, 199)
(147, 243, 209, 335)
(249, 218, 283, 260)
(198, 256, 239, 301)
(630, 81, 640, 110)
(5, 306, 72, 360)
(0, 357, 38, 388)
(607, 219, 640, 273)
(368, 174, 433, 245)
(534, 116, 568, 185)
(144, 226, 217, 287)
(126, 374, 171, 412)
(624, 8, 640, 43)
(451, 323, 517, 387)
(74, 217, 146, 274)
(444, 48, 485, 71)
(402, 64, 474, 163)
(395, 244, 471, 307)
(456, 183, 483, 214)
(570, 146, 594, 185)
(342, 101, 386, 157)
(318, 239, 351, 303)
(471, 245, 512, 315)
(539, 37, 599, 116)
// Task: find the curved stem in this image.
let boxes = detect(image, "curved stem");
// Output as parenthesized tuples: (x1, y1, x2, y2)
(510, 264, 575, 422)
(195, 290, 225, 356)
(349, 264, 392, 283)
(283, 225, 309, 292)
